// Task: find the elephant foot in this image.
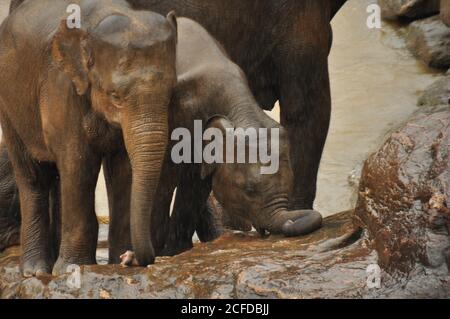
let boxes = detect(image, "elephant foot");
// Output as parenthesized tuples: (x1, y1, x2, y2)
(52, 257, 75, 276)
(21, 257, 52, 278)
(287, 196, 314, 211)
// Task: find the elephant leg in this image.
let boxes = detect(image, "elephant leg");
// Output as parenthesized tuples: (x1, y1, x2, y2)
(163, 167, 211, 256)
(0, 143, 20, 252)
(103, 151, 132, 264)
(16, 168, 54, 277)
(9, 0, 25, 14)
(48, 178, 61, 263)
(274, 32, 332, 210)
(0, 122, 54, 277)
(53, 150, 101, 275)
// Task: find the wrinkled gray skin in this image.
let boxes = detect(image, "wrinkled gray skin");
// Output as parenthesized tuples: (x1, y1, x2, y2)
(0, 0, 177, 276)
(108, 18, 322, 261)
(0, 143, 20, 252)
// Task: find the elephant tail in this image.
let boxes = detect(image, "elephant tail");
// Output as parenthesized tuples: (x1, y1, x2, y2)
(330, 0, 348, 21)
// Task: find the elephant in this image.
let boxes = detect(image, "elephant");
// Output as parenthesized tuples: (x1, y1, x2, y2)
(9, 0, 348, 211)
(0, 14, 323, 262)
(442, 0, 450, 27)
(0, 143, 20, 252)
(0, 0, 177, 276)
(108, 17, 323, 262)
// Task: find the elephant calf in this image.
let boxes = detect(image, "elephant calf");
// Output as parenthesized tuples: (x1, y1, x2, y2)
(0, 0, 177, 276)
(108, 18, 323, 262)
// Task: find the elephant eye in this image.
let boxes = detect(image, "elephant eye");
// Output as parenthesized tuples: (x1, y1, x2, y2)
(107, 90, 125, 109)
(108, 91, 120, 100)
(245, 183, 258, 196)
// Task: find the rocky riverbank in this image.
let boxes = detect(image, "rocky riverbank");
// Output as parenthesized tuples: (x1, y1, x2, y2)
(379, 0, 440, 21)
(0, 209, 447, 299)
(380, 0, 450, 69)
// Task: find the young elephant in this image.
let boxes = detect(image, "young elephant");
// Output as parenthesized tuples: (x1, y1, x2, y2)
(108, 18, 323, 262)
(0, 0, 177, 276)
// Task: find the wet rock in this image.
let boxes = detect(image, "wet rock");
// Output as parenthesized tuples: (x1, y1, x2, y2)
(1, 209, 449, 298)
(348, 165, 363, 188)
(442, 0, 450, 27)
(354, 107, 450, 275)
(1, 212, 369, 298)
(378, 0, 440, 20)
(418, 75, 450, 106)
(406, 15, 450, 69)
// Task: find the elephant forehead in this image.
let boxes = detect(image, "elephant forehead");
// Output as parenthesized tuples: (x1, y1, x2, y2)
(95, 14, 131, 37)
(111, 65, 165, 87)
(92, 12, 173, 50)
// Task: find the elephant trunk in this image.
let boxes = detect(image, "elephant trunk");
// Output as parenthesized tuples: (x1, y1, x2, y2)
(122, 100, 169, 266)
(267, 208, 323, 237)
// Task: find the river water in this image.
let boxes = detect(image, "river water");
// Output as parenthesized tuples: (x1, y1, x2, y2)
(0, 0, 439, 218)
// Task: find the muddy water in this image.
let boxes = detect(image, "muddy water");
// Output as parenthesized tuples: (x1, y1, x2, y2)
(267, 0, 438, 216)
(0, 2, 8, 21)
(0, 0, 439, 218)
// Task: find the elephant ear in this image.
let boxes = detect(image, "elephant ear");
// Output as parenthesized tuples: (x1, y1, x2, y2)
(200, 115, 234, 180)
(51, 20, 91, 96)
(166, 11, 178, 43)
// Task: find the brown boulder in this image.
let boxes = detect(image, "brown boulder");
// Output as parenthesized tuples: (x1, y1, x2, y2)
(355, 106, 450, 275)
(418, 75, 450, 106)
(378, 0, 440, 20)
(406, 15, 450, 69)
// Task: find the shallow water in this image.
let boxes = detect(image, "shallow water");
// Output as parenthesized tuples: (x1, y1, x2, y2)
(0, 0, 440, 218)
(0, 2, 8, 21)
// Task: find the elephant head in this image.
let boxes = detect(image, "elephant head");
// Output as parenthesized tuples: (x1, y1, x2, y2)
(51, 11, 178, 265)
(201, 117, 322, 237)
